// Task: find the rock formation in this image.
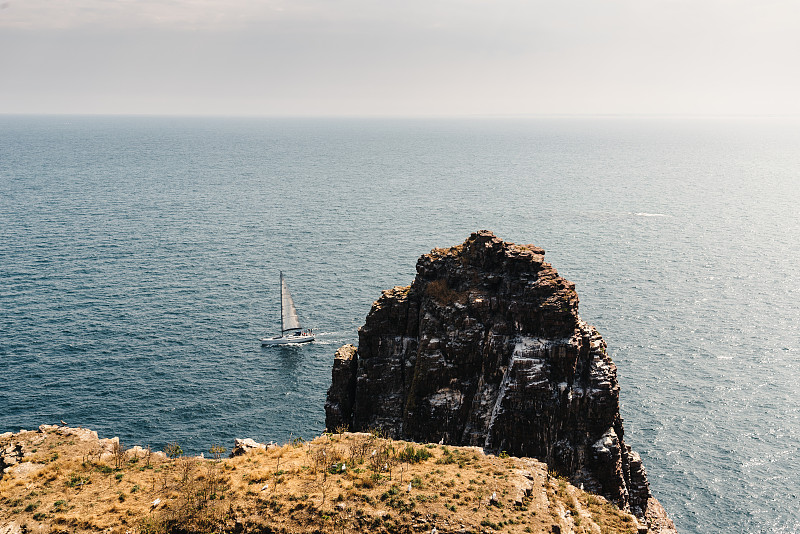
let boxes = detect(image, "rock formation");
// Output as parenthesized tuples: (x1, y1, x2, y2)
(326, 230, 675, 531)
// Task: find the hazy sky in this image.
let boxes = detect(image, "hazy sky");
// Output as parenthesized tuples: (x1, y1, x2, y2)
(2, 0, 798, 116)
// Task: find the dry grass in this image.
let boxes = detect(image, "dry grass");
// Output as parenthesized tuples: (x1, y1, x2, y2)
(425, 279, 469, 307)
(1, 427, 640, 534)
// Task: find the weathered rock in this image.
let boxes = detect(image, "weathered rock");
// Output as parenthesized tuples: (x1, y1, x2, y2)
(326, 230, 675, 531)
(326, 344, 359, 431)
(6, 461, 45, 479)
(38, 424, 98, 442)
(0, 521, 22, 534)
(0, 441, 25, 475)
(230, 438, 273, 457)
(98, 436, 120, 461)
(510, 458, 546, 507)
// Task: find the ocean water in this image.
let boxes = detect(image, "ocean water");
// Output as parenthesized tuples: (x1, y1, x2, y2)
(1, 115, 798, 533)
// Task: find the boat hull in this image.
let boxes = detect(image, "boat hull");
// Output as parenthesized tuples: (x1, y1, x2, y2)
(260, 335, 315, 346)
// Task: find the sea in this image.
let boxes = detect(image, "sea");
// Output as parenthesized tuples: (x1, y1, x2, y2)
(1, 115, 798, 533)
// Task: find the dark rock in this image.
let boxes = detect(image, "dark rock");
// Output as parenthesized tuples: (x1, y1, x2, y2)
(324, 344, 359, 431)
(326, 231, 676, 530)
(0, 442, 24, 474)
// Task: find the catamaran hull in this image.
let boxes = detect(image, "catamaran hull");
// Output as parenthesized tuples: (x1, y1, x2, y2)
(260, 335, 315, 346)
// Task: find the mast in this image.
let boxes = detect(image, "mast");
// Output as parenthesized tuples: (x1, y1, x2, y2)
(279, 271, 284, 333)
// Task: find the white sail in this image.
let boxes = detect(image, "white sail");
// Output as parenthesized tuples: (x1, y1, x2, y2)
(280, 273, 302, 332)
(261, 271, 314, 345)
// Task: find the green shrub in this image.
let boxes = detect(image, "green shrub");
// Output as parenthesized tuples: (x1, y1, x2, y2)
(165, 442, 183, 458)
(398, 444, 432, 463)
(380, 485, 400, 500)
(24, 501, 40, 512)
(66, 473, 90, 488)
(436, 450, 457, 465)
(209, 445, 226, 460)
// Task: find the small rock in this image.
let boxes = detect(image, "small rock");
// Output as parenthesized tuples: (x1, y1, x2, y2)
(7, 462, 45, 478)
(0, 521, 22, 534)
(230, 438, 268, 457)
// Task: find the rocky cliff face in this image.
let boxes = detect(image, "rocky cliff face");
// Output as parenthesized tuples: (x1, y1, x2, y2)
(326, 231, 675, 531)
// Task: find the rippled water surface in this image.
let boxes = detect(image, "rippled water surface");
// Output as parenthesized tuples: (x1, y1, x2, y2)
(1, 116, 798, 533)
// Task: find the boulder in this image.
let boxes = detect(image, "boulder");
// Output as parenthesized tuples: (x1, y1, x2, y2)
(230, 438, 273, 457)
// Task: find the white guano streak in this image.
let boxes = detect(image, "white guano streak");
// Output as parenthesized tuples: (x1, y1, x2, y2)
(483, 337, 551, 448)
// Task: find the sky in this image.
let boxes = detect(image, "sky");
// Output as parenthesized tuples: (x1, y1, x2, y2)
(1, 0, 799, 116)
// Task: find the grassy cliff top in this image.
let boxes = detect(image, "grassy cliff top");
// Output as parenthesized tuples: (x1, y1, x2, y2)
(1, 426, 641, 534)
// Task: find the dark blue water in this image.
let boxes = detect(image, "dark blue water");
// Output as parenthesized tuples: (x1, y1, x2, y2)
(1, 116, 798, 533)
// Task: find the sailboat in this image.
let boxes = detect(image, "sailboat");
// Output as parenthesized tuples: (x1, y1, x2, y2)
(260, 272, 315, 346)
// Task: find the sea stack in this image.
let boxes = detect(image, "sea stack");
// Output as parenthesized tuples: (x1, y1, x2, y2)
(326, 230, 675, 531)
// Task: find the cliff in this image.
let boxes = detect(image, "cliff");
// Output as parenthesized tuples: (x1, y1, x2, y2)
(325, 231, 675, 532)
(2, 425, 649, 534)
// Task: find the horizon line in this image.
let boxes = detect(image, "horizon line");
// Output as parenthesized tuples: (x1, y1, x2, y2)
(2, 112, 799, 120)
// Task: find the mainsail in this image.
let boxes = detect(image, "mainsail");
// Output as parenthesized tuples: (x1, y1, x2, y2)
(280, 272, 302, 333)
